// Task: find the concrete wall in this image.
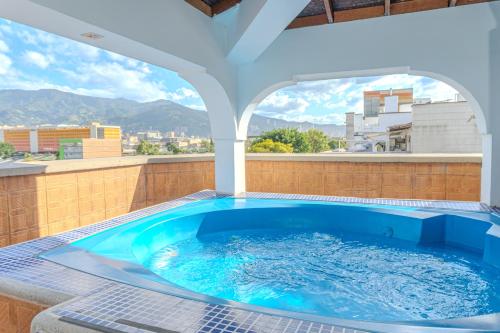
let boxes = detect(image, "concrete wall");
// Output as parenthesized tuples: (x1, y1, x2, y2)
(412, 102, 482, 153)
(0, 155, 481, 247)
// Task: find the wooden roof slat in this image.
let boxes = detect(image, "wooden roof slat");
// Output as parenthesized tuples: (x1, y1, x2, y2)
(187, 0, 497, 29)
(334, 5, 385, 23)
(287, 14, 329, 29)
(212, 0, 241, 15)
(323, 0, 334, 23)
(390, 0, 449, 15)
(186, 0, 213, 16)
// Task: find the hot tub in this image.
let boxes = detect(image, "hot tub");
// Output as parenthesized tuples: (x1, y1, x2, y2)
(42, 197, 500, 332)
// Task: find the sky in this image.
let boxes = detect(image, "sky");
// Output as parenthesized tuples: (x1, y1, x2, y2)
(0, 18, 459, 126)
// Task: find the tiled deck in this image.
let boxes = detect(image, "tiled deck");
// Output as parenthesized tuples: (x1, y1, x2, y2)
(0, 191, 495, 333)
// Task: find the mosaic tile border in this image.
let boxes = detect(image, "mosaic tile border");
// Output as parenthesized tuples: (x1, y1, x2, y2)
(1, 190, 495, 333)
(0, 190, 221, 300)
(242, 192, 491, 212)
(51, 284, 369, 333)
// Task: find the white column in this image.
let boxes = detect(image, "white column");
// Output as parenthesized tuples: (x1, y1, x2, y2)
(484, 132, 500, 207)
(214, 138, 246, 195)
(481, 134, 492, 206)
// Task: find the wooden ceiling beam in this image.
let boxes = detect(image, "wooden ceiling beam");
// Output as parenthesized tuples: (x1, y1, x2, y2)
(323, 0, 334, 23)
(212, 0, 241, 15)
(385, 0, 391, 15)
(185, 0, 213, 16)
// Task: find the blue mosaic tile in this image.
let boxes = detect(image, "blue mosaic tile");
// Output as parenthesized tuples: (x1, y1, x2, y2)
(51, 284, 369, 333)
(241, 192, 490, 212)
(1, 189, 492, 333)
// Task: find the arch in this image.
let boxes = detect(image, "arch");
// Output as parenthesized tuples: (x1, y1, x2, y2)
(181, 71, 239, 141)
(237, 68, 491, 204)
(238, 68, 488, 137)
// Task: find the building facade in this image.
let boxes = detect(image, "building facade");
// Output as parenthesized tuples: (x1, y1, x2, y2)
(346, 90, 481, 154)
(412, 101, 482, 153)
(0, 122, 121, 156)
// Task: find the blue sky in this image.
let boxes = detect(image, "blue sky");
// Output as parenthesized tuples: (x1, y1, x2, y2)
(0, 18, 459, 125)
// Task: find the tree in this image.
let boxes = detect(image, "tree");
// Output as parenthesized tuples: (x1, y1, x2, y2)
(200, 139, 214, 153)
(249, 139, 293, 153)
(256, 128, 310, 153)
(305, 129, 329, 153)
(165, 142, 183, 154)
(0, 142, 15, 159)
(328, 138, 347, 151)
(136, 140, 160, 155)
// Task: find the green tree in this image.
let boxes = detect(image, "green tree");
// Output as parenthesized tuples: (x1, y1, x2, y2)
(136, 140, 160, 155)
(165, 142, 182, 154)
(305, 129, 329, 153)
(0, 142, 15, 159)
(200, 139, 214, 153)
(249, 139, 293, 153)
(256, 128, 310, 153)
(328, 138, 347, 150)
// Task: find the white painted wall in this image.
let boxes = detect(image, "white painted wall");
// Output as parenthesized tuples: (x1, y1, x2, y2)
(412, 102, 482, 153)
(369, 112, 412, 133)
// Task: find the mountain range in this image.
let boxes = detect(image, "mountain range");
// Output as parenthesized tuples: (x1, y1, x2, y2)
(0, 89, 345, 137)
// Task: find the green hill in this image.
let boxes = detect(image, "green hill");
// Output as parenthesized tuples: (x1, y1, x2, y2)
(0, 89, 345, 137)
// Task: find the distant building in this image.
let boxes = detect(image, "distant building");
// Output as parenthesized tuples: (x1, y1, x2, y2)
(347, 88, 413, 152)
(345, 88, 481, 153)
(164, 131, 176, 138)
(412, 101, 481, 153)
(388, 123, 412, 152)
(363, 88, 413, 117)
(0, 122, 122, 158)
(137, 131, 162, 142)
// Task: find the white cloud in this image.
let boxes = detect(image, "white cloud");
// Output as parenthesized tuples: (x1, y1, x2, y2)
(106, 51, 127, 62)
(24, 51, 52, 69)
(106, 51, 142, 68)
(289, 113, 346, 125)
(60, 61, 168, 102)
(0, 24, 13, 37)
(0, 40, 9, 53)
(76, 43, 100, 59)
(166, 87, 200, 102)
(255, 92, 310, 117)
(419, 80, 458, 102)
(0, 53, 12, 74)
(288, 80, 354, 103)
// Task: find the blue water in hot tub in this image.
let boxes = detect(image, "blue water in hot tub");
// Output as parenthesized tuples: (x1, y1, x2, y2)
(42, 197, 500, 323)
(145, 228, 500, 321)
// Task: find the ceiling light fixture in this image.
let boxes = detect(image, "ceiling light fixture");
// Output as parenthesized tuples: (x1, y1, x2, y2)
(80, 32, 104, 40)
